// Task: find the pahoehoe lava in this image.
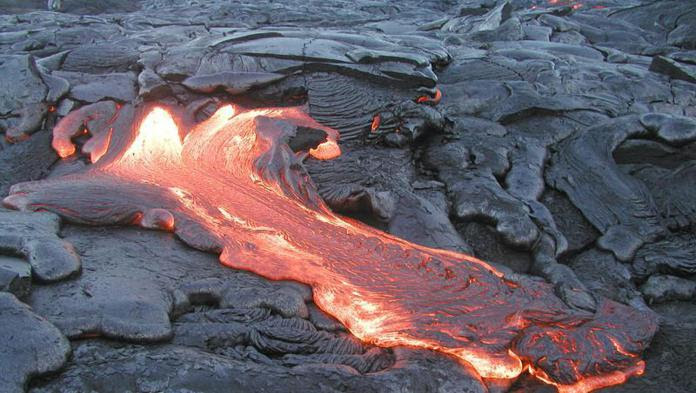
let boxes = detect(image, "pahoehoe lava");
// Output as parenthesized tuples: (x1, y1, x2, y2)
(3, 0, 696, 392)
(5, 103, 657, 393)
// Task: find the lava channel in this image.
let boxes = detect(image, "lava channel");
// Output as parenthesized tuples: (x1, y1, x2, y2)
(4, 104, 657, 393)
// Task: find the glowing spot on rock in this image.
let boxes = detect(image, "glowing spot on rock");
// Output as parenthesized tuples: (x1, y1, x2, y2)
(528, 361, 645, 393)
(447, 348, 523, 379)
(309, 140, 341, 160)
(416, 88, 442, 105)
(371, 114, 381, 133)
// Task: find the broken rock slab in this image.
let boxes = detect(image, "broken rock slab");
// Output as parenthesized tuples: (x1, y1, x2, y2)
(541, 189, 599, 255)
(54, 71, 138, 103)
(0, 130, 57, 196)
(633, 233, 696, 279)
(0, 210, 80, 282)
(0, 55, 48, 141)
(0, 292, 71, 393)
(649, 55, 696, 84)
(546, 116, 670, 262)
(423, 137, 539, 249)
(640, 275, 696, 304)
(0, 255, 31, 298)
(628, 161, 696, 231)
(306, 145, 471, 253)
(568, 248, 643, 308)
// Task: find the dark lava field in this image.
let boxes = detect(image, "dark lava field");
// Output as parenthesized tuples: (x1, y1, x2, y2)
(0, 1, 695, 392)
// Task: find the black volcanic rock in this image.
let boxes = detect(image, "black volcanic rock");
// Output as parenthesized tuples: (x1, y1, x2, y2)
(640, 275, 696, 304)
(650, 55, 696, 84)
(568, 248, 643, 308)
(0, 210, 80, 282)
(0, 55, 48, 141)
(0, 256, 31, 298)
(29, 341, 486, 393)
(0, 293, 70, 393)
(305, 145, 472, 254)
(54, 71, 138, 103)
(423, 136, 539, 249)
(546, 116, 668, 262)
(633, 234, 696, 279)
(0, 0, 694, 392)
(0, 130, 57, 196)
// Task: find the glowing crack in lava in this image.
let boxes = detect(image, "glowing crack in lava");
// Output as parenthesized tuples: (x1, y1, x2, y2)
(532, 0, 585, 10)
(5, 104, 656, 392)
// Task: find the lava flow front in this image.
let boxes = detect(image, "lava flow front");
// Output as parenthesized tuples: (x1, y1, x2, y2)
(5, 104, 657, 393)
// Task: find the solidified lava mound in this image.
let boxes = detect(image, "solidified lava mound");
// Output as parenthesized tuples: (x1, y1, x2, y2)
(1, 1, 695, 393)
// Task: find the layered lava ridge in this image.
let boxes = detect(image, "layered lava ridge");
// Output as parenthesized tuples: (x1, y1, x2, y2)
(4, 104, 657, 393)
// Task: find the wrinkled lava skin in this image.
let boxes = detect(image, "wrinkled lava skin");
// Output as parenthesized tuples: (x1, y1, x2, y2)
(4, 104, 657, 393)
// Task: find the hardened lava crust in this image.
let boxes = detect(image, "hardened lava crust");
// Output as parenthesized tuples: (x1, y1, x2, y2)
(0, 1, 694, 393)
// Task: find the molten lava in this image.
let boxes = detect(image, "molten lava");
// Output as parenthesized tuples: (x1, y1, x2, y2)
(5, 104, 656, 392)
(416, 88, 442, 105)
(541, 0, 584, 9)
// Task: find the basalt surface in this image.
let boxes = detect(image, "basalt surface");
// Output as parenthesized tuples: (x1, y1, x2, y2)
(0, 1, 695, 393)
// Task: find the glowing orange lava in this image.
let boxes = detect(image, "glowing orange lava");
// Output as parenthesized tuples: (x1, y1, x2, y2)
(416, 88, 442, 105)
(370, 114, 381, 133)
(534, 0, 585, 10)
(5, 104, 656, 393)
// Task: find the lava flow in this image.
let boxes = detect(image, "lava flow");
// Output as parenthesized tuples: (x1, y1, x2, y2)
(4, 104, 657, 392)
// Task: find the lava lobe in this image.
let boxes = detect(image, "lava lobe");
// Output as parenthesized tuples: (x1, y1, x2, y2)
(4, 104, 657, 393)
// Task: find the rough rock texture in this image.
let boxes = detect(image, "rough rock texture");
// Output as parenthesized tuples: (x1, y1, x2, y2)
(0, 255, 32, 298)
(0, 55, 49, 140)
(30, 341, 486, 393)
(0, 130, 57, 196)
(0, 210, 80, 282)
(0, 292, 71, 393)
(26, 226, 487, 393)
(569, 249, 645, 309)
(640, 275, 696, 304)
(306, 145, 473, 254)
(0, 0, 695, 392)
(599, 302, 696, 393)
